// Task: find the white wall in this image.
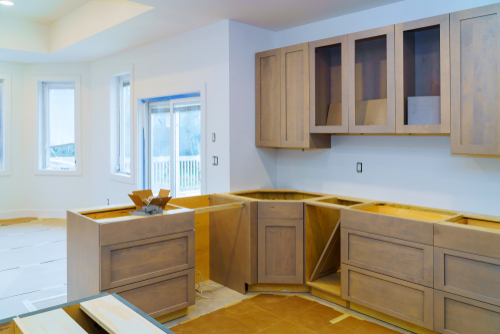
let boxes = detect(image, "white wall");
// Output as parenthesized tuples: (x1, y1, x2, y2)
(90, 21, 231, 207)
(228, 21, 278, 191)
(0, 61, 25, 213)
(22, 63, 93, 213)
(274, 0, 500, 216)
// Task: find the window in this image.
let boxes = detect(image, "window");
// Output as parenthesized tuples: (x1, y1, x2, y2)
(116, 74, 131, 175)
(110, 67, 133, 183)
(0, 78, 4, 171)
(146, 96, 201, 197)
(0, 73, 11, 176)
(36, 76, 80, 175)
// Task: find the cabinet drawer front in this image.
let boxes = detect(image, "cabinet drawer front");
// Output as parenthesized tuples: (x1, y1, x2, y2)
(258, 219, 304, 284)
(99, 209, 194, 246)
(341, 208, 434, 245)
(434, 290, 500, 334)
(435, 247, 500, 306)
(341, 265, 433, 330)
(101, 231, 194, 290)
(435, 222, 500, 260)
(258, 202, 303, 219)
(106, 269, 195, 318)
(342, 229, 433, 287)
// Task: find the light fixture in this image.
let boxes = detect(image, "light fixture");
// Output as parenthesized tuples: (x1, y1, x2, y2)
(0, 1, 14, 5)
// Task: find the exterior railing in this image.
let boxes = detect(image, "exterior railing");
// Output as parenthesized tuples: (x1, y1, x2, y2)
(149, 156, 201, 195)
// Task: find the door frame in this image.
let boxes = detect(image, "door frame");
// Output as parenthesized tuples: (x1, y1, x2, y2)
(137, 84, 207, 196)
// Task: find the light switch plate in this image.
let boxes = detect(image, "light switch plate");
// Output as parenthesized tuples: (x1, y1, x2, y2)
(357, 162, 362, 173)
(213, 156, 218, 166)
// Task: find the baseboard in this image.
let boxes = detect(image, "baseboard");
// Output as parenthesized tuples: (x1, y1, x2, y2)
(0, 210, 66, 220)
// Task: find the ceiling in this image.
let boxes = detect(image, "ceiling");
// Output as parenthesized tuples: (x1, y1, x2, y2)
(0, 0, 402, 63)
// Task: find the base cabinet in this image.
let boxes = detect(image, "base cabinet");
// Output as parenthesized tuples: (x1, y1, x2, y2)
(258, 218, 304, 284)
(434, 290, 500, 334)
(341, 264, 434, 330)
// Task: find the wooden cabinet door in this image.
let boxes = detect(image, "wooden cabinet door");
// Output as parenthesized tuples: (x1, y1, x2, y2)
(258, 219, 304, 284)
(281, 43, 309, 148)
(451, 4, 500, 155)
(348, 25, 396, 133)
(256, 49, 281, 147)
(395, 14, 450, 134)
(309, 35, 349, 134)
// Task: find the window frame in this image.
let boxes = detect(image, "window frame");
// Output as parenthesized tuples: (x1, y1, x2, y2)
(35, 75, 81, 176)
(0, 73, 12, 176)
(109, 64, 135, 184)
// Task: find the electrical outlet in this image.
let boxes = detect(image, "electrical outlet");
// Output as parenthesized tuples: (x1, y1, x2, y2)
(357, 162, 362, 173)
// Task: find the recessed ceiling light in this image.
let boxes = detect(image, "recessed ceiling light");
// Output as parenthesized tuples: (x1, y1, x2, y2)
(0, 1, 14, 5)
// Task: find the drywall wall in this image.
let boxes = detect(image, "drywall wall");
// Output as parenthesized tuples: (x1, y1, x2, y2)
(228, 21, 278, 191)
(90, 21, 231, 207)
(22, 63, 93, 213)
(0, 61, 25, 213)
(274, 0, 500, 216)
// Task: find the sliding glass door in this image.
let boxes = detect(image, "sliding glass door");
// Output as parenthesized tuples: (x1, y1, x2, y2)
(147, 98, 201, 197)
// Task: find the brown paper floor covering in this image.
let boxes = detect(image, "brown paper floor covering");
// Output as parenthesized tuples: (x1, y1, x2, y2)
(171, 294, 401, 334)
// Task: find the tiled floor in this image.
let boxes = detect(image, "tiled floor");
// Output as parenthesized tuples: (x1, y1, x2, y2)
(169, 293, 407, 334)
(163, 281, 409, 333)
(0, 219, 67, 320)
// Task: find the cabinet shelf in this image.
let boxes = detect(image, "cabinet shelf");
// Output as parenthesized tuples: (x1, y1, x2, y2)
(307, 271, 341, 296)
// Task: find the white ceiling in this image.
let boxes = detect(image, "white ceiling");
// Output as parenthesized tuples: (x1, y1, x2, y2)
(0, 0, 89, 24)
(0, 0, 402, 63)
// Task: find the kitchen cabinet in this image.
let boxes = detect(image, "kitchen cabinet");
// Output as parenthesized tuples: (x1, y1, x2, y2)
(395, 14, 450, 134)
(450, 4, 500, 155)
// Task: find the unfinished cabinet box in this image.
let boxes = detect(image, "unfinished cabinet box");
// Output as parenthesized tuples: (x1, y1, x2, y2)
(395, 14, 450, 134)
(450, 4, 500, 155)
(309, 35, 349, 133)
(341, 264, 434, 330)
(434, 290, 500, 334)
(342, 202, 456, 245)
(258, 217, 304, 284)
(256, 48, 281, 147)
(348, 26, 395, 133)
(255, 45, 330, 149)
(67, 204, 195, 319)
(341, 228, 433, 287)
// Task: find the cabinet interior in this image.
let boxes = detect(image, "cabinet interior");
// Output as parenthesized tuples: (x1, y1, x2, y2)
(316, 197, 362, 207)
(315, 43, 343, 126)
(305, 204, 341, 296)
(356, 203, 454, 222)
(446, 216, 500, 232)
(230, 191, 320, 200)
(355, 35, 388, 126)
(403, 25, 441, 126)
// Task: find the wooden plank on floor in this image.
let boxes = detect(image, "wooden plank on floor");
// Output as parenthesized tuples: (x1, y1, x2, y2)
(0, 218, 39, 226)
(80, 295, 166, 334)
(19, 308, 87, 334)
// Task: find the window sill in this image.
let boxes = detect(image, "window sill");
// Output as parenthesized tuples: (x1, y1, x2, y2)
(0, 169, 11, 176)
(110, 172, 134, 184)
(35, 168, 81, 176)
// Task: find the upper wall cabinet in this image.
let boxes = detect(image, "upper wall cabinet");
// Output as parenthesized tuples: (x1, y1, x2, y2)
(348, 26, 396, 133)
(256, 44, 330, 149)
(450, 4, 500, 156)
(256, 48, 281, 148)
(309, 35, 349, 134)
(395, 15, 450, 134)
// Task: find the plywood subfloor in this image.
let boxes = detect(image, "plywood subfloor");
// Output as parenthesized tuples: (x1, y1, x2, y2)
(170, 293, 403, 334)
(0, 218, 67, 320)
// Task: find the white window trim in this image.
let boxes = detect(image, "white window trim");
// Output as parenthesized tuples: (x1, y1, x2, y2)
(109, 64, 135, 184)
(34, 75, 81, 176)
(0, 73, 12, 176)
